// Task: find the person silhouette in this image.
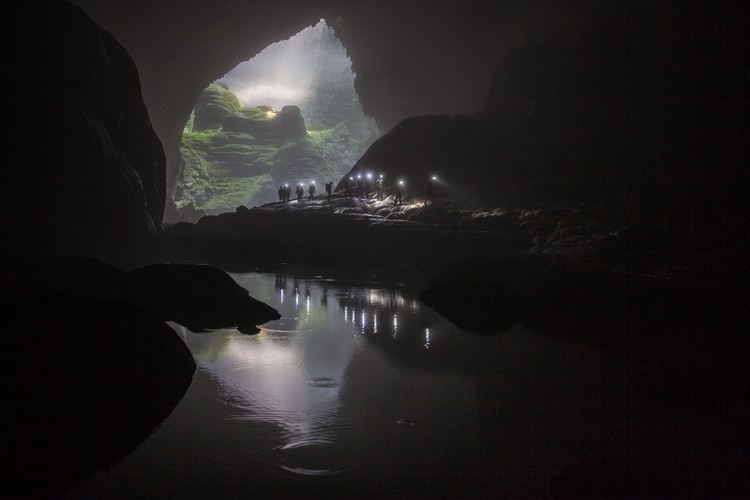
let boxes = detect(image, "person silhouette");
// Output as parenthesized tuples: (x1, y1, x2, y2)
(296, 184, 304, 202)
(424, 179, 434, 204)
(325, 182, 333, 201)
(308, 183, 316, 201)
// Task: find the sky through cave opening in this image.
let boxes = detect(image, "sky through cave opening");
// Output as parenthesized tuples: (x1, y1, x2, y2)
(176, 20, 378, 215)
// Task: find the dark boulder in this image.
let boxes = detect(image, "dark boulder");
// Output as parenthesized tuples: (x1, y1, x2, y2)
(419, 280, 522, 333)
(0, 0, 165, 263)
(3, 294, 196, 497)
(126, 263, 281, 333)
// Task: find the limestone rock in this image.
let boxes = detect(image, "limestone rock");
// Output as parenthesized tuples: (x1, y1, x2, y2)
(193, 82, 243, 131)
(1, 1, 165, 263)
(126, 263, 281, 333)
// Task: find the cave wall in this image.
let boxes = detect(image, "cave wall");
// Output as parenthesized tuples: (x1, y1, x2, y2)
(1, 1, 166, 263)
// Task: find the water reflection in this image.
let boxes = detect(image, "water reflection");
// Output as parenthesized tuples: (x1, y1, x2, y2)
(174, 272, 448, 478)
(68, 272, 749, 499)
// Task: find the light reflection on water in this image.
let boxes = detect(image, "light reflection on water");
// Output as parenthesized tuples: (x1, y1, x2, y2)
(67, 271, 730, 498)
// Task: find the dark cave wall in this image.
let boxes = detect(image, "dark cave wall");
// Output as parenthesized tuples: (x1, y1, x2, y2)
(1, 1, 165, 261)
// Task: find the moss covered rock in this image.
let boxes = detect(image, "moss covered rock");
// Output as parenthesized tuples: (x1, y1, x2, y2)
(193, 82, 242, 131)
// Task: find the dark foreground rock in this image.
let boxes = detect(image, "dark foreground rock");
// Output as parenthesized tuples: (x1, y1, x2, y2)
(127, 263, 280, 333)
(3, 295, 196, 497)
(1, 1, 165, 263)
(1, 254, 282, 495)
(419, 280, 522, 332)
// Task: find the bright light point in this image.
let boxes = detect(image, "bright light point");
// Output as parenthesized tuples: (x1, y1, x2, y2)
(266, 110, 275, 118)
(379, 174, 384, 178)
(432, 176, 437, 180)
(349, 177, 353, 180)
(399, 180, 404, 186)
(367, 173, 372, 179)
(357, 174, 361, 179)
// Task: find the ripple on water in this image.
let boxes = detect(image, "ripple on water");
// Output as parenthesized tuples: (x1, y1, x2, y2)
(276, 438, 357, 476)
(306, 377, 339, 388)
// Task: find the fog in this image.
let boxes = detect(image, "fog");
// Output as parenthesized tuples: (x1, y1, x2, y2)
(220, 20, 358, 125)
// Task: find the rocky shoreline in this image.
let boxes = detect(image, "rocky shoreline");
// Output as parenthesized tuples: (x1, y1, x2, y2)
(163, 191, 749, 286)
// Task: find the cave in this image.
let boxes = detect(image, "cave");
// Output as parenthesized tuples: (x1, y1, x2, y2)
(175, 21, 378, 216)
(3, 0, 749, 497)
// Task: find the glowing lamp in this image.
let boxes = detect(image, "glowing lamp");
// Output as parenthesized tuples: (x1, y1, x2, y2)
(432, 176, 438, 180)
(367, 173, 372, 179)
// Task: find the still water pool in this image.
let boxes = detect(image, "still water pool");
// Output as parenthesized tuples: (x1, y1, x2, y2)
(67, 271, 720, 498)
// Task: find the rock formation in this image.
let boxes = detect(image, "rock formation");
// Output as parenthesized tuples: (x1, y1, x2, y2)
(1, 0, 165, 263)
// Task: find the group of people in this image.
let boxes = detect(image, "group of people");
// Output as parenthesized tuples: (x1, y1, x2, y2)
(343, 175, 386, 200)
(277, 181, 335, 203)
(277, 175, 436, 206)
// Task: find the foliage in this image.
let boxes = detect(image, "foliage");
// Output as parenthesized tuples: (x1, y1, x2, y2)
(202, 174, 273, 212)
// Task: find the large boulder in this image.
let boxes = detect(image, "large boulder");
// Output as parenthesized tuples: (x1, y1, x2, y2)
(0, 0, 165, 263)
(277, 105, 307, 139)
(2, 255, 197, 497)
(192, 82, 243, 131)
(126, 263, 281, 333)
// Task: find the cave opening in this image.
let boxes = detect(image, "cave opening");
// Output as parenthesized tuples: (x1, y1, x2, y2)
(175, 20, 378, 216)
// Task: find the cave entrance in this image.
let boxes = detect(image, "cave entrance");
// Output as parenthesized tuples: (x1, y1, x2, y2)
(175, 20, 378, 216)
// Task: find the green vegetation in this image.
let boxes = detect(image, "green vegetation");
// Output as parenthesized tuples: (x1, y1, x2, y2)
(193, 82, 243, 131)
(177, 82, 365, 214)
(178, 126, 345, 213)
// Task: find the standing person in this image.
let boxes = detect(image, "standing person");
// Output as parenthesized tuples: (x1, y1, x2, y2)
(283, 184, 291, 202)
(376, 175, 384, 200)
(424, 179, 434, 205)
(394, 182, 403, 205)
(308, 182, 316, 201)
(296, 184, 304, 202)
(345, 177, 353, 197)
(278, 186, 284, 202)
(325, 182, 333, 201)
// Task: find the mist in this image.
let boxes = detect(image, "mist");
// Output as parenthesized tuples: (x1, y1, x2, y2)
(220, 20, 362, 129)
